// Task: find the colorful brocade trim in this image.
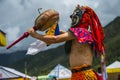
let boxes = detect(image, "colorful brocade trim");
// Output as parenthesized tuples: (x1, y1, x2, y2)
(69, 27, 94, 45)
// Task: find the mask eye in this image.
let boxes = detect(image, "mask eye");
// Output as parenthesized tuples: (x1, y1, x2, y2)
(70, 15, 72, 18)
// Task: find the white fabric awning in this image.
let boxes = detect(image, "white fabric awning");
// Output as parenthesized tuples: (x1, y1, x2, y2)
(48, 64, 71, 79)
(0, 66, 32, 79)
(107, 61, 120, 69)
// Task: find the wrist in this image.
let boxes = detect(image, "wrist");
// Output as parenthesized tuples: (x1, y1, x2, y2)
(28, 27, 35, 34)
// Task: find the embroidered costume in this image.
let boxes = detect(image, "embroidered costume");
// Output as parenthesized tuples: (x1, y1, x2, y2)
(68, 6, 105, 55)
(65, 5, 106, 80)
(69, 27, 93, 45)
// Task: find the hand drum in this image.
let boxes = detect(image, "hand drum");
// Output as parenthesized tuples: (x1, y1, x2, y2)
(34, 9, 59, 31)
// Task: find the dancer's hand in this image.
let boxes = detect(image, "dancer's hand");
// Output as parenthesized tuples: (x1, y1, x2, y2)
(28, 27, 37, 37)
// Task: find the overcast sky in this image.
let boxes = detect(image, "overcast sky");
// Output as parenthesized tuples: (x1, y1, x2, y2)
(0, 0, 120, 52)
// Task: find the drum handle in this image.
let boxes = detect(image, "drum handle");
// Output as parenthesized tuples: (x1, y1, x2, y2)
(6, 26, 37, 49)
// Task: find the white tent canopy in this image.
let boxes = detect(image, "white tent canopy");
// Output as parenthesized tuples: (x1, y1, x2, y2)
(106, 61, 120, 80)
(107, 61, 120, 69)
(0, 65, 32, 79)
(48, 64, 71, 79)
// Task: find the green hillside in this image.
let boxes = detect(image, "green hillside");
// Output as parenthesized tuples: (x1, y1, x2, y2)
(10, 45, 69, 76)
(5, 16, 120, 76)
(104, 17, 120, 65)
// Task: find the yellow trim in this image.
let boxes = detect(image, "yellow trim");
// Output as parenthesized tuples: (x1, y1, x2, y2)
(107, 68, 120, 73)
(0, 32, 7, 46)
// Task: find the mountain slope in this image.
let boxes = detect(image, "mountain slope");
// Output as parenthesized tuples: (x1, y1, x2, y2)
(0, 50, 27, 66)
(104, 16, 120, 65)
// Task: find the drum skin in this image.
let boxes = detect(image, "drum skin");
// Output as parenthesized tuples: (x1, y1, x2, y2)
(35, 9, 59, 31)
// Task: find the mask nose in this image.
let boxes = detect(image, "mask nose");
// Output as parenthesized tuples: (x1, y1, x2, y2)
(70, 13, 75, 19)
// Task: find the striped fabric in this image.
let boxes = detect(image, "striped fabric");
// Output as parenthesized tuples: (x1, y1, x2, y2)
(71, 64, 98, 80)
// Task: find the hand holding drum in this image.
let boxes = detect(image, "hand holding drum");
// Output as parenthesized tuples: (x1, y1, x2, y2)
(6, 9, 59, 49)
